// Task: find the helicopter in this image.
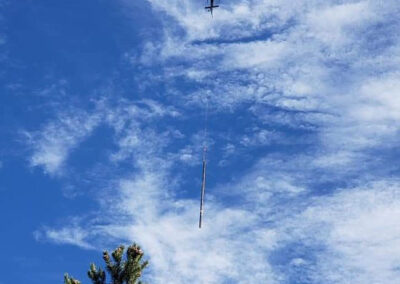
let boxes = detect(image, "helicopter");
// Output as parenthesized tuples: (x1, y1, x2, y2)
(205, 0, 219, 16)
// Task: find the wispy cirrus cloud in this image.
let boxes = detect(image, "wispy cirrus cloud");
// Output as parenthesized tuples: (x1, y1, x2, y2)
(32, 0, 400, 283)
(25, 110, 101, 175)
(137, 0, 400, 167)
(34, 225, 95, 250)
(35, 153, 400, 283)
(277, 180, 400, 284)
(25, 98, 179, 176)
(37, 156, 281, 283)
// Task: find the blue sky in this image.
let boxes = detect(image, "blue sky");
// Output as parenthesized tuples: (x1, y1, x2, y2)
(1, 0, 400, 283)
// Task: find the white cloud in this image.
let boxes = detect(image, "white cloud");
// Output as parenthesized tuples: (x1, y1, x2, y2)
(34, 0, 400, 283)
(240, 129, 279, 146)
(26, 110, 101, 175)
(39, 152, 400, 283)
(26, 98, 179, 175)
(176, 145, 198, 165)
(306, 2, 375, 46)
(34, 226, 95, 250)
(222, 40, 289, 69)
(43, 162, 281, 283)
(282, 180, 400, 284)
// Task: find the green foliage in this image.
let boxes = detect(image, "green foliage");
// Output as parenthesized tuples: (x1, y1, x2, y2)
(124, 244, 149, 284)
(64, 243, 149, 284)
(64, 273, 81, 284)
(87, 263, 106, 284)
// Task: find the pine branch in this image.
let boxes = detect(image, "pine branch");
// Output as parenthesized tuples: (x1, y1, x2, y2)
(87, 263, 106, 284)
(64, 273, 81, 284)
(64, 243, 149, 284)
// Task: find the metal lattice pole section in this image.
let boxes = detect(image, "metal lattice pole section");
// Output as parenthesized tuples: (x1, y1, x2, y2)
(199, 148, 207, 228)
(199, 95, 209, 228)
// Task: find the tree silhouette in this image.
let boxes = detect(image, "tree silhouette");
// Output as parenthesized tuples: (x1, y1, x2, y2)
(64, 244, 149, 284)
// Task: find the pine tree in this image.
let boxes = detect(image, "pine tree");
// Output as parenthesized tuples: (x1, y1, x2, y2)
(64, 274, 81, 284)
(64, 243, 149, 284)
(87, 263, 106, 284)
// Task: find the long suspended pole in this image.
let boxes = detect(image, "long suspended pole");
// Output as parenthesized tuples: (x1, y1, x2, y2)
(198, 147, 207, 228)
(199, 96, 209, 228)
(199, 1, 219, 229)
